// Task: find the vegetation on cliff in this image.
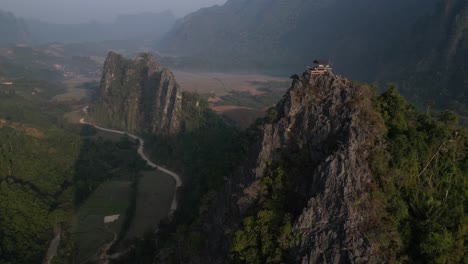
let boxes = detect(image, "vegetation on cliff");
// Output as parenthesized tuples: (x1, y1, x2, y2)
(368, 87, 466, 263)
(229, 85, 467, 264)
(231, 165, 298, 264)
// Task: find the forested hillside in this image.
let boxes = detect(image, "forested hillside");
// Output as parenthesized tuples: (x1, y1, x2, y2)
(368, 88, 466, 263)
(0, 51, 144, 263)
(0, 64, 76, 263)
(0, 125, 147, 263)
(0, 127, 79, 263)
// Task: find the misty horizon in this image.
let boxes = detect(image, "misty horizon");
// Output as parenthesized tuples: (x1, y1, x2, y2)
(0, 0, 227, 24)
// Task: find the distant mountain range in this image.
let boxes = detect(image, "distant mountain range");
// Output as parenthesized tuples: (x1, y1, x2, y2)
(0, 10, 176, 46)
(158, 0, 467, 114)
(1, 0, 466, 114)
(157, 0, 436, 76)
(27, 11, 176, 44)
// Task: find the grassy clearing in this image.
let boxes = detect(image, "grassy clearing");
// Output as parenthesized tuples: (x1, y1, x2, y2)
(71, 180, 132, 263)
(125, 171, 175, 239)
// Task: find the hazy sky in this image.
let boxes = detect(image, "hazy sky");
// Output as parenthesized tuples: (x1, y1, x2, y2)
(0, 0, 227, 23)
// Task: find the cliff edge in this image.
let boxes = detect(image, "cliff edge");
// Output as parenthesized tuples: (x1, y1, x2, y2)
(157, 70, 383, 263)
(248, 71, 379, 263)
(90, 52, 182, 134)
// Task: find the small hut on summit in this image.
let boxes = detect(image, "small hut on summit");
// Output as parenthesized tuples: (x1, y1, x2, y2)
(310, 59, 332, 75)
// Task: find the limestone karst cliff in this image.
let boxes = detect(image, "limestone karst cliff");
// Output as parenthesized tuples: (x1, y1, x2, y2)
(90, 52, 182, 134)
(258, 71, 379, 263)
(154, 70, 384, 263)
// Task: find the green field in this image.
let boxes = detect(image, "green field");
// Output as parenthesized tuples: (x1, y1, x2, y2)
(125, 171, 175, 239)
(71, 180, 132, 263)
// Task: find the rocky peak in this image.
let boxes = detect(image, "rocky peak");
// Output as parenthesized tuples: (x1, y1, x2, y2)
(134, 52, 161, 72)
(251, 71, 376, 263)
(254, 71, 360, 179)
(170, 70, 380, 263)
(90, 52, 182, 134)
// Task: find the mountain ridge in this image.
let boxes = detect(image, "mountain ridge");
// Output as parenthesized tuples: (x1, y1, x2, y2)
(157, 0, 436, 77)
(156, 0, 468, 116)
(26, 11, 176, 44)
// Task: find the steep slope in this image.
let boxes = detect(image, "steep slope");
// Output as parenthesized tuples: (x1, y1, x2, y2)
(0, 10, 29, 47)
(153, 69, 466, 263)
(155, 70, 383, 263)
(158, 0, 435, 78)
(238, 71, 380, 263)
(90, 52, 182, 134)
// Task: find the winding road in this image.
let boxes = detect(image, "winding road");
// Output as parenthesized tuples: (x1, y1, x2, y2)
(79, 106, 183, 212)
(77, 106, 182, 262)
(45, 107, 183, 264)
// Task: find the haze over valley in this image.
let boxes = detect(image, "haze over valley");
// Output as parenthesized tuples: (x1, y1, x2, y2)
(0, 0, 466, 264)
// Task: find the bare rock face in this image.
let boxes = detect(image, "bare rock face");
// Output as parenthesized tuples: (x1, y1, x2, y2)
(254, 71, 375, 263)
(90, 52, 182, 134)
(169, 70, 379, 264)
